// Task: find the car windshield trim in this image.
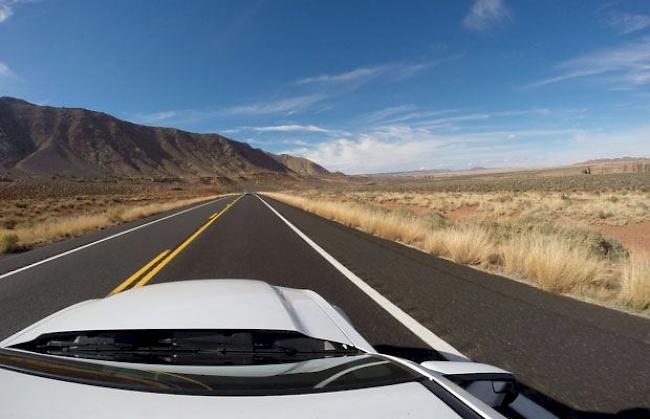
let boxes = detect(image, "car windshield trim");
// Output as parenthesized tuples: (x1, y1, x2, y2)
(0, 348, 424, 396)
(10, 329, 360, 365)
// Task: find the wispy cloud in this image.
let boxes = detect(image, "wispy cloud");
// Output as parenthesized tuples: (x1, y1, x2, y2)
(222, 94, 324, 116)
(526, 37, 650, 89)
(463, 0, 511, 31)
(0, 4, 12, 23)
(0, 61, 15, 78)
(251, 124, 331, 133)
(380, 108, 550, 129)
(297, 66, 387, 85)
(0, 0, 30, 24)
(132, 94, 326, 126)
(137, 110, 178, 124)
(296, 57, 459, 87)
(365, 105, 419, 123)
(603, 11, 650, 34)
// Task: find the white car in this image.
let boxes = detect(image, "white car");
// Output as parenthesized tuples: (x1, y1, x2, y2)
(0, 280, 520, 418)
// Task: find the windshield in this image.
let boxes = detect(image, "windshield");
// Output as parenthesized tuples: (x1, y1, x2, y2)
(10, 329, 360, 365)
(0, 347, 422, 396)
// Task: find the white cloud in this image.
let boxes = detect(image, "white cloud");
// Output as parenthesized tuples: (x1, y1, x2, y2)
(285, 135, 443, 174)
(0, 61, 14, 77)
(284, 128, 532, 174)
(281, 118, 645, 174)
(365, 105, 418, 122)
(133, 95, 327, 126)
(249, 124, 332, 133)
(0, 3, 13, 23)
(0, 0, 30, 24)
(137, 110, 177, 124)
(527, 37, 650, 89)
(604, 12, 650, 34)
(297, 66, 387, 85)
(463, 0, 511, 31)
(222, 94, 324, 116)
(410, 108, 550, 129)
(296, 57, 457, 87)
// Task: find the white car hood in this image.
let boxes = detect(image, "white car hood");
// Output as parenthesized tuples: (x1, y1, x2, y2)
(0, 368, 458, 419)
(1, 279, 373, 351)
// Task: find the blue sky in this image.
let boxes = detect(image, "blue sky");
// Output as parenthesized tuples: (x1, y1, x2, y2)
(1, 0, 649, 174)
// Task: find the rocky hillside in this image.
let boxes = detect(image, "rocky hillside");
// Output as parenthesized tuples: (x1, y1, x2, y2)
(0, 97, 332, 180)
(270, 153, 332, 177)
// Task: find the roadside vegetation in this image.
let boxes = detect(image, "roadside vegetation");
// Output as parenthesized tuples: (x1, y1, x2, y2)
(0, 181, 221, 253)
(263, 188, 650, 315)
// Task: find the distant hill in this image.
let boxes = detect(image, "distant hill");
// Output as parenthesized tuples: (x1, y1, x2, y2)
(0, 97, 332, 181)
(574, 157, 650, 174)
(577, 157, 650, 164)
(270, 153, 331, 177)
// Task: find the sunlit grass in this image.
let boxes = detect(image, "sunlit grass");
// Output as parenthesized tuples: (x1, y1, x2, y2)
(0, 195, 220, 251)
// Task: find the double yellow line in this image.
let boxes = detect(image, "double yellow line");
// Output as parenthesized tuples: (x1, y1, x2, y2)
(109, 195, 244, 295)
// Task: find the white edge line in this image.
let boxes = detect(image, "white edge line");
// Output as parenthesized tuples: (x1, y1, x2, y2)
(0, 196, 228, 281)
(255, 194, 468, 360)
(258, 194, 557, 418)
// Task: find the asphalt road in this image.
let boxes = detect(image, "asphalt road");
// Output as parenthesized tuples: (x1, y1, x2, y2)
(0, 194, 648, 416)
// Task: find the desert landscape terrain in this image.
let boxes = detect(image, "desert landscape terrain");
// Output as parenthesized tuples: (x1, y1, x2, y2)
(1, 97, 649, 415)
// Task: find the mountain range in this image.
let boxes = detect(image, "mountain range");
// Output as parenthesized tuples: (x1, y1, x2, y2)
(0, 97, 332, 181)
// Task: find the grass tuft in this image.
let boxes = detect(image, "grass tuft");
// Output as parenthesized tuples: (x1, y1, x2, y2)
(500, 235, 606, 293)
(0, 232, 19, 253)
(620, 253, 650, 311)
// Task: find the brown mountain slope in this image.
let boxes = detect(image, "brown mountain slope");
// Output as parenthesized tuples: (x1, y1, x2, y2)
(0, 97, 326, 180)
(270, 153, 332, 177)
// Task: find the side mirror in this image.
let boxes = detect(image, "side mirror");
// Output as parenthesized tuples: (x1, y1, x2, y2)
(420, 361, 519, 409)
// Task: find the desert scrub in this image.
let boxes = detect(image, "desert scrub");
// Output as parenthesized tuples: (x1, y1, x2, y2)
(1, 217, 18, 230)
(319, 190, 650, 227)
(0, 232, 19, 253)
(479, 217, 626, 260)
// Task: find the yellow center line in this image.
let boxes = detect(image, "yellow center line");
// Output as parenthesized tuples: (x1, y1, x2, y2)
(109, 249, 171, 295)
(208, 212, 218, 220)
(132, 194, 244, 289)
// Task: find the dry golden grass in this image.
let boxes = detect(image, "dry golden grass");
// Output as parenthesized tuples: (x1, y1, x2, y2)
(424, 225, 494, 265)
(273, 193, 428, 245)
(264, 191, 649, 314)
(500, 235, 606, 293)
(0, 232, 19, 253)
(620, 253, 650, 311)
(13, 214, 110, 245)
(0, 195, 220, 251)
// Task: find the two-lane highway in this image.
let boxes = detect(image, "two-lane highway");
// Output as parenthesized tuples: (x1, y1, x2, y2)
(0, 195, 236, 338)
(1, 193, 649, 416)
